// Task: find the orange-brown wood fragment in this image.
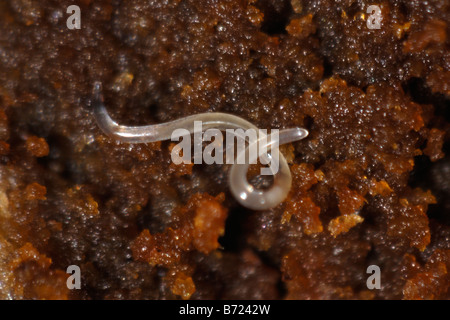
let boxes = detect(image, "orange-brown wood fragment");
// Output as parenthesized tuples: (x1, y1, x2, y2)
(170, 272, 196, 300)
(25, 183, 47, 201)
(26, 136, 49, 157)
(369, 179, 393, 197)
(337, 187, 366, 216)
(328, 214, 364, 237)
(423, 128, 445, 162)
(193, 198, 227, 254)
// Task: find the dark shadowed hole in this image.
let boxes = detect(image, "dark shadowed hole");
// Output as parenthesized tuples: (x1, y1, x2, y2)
(219, 205, 248, 251)
(256, 250, 287, 298)
(398, 1, 409, 20)
(256, 0, 293, 35)
(322, 56, 334, 79)
(347, 1, 362, 19)
(403, 77, 450, 122)
(409, 155, 450, 225)
(37, 133, 76, 183)
(404, 78, 450, 225)
(218, 205, 286, 298)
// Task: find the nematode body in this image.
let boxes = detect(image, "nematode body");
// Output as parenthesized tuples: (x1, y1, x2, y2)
(93, 85, 308, 210)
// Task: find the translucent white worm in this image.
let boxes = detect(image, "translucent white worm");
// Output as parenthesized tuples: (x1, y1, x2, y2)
(92, 84, 308, 210)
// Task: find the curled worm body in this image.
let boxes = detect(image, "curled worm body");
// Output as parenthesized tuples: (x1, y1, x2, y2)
(93, 88, 308, 210)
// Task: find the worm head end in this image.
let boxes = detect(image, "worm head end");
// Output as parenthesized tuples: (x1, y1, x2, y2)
(295, 128, 309, 140)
